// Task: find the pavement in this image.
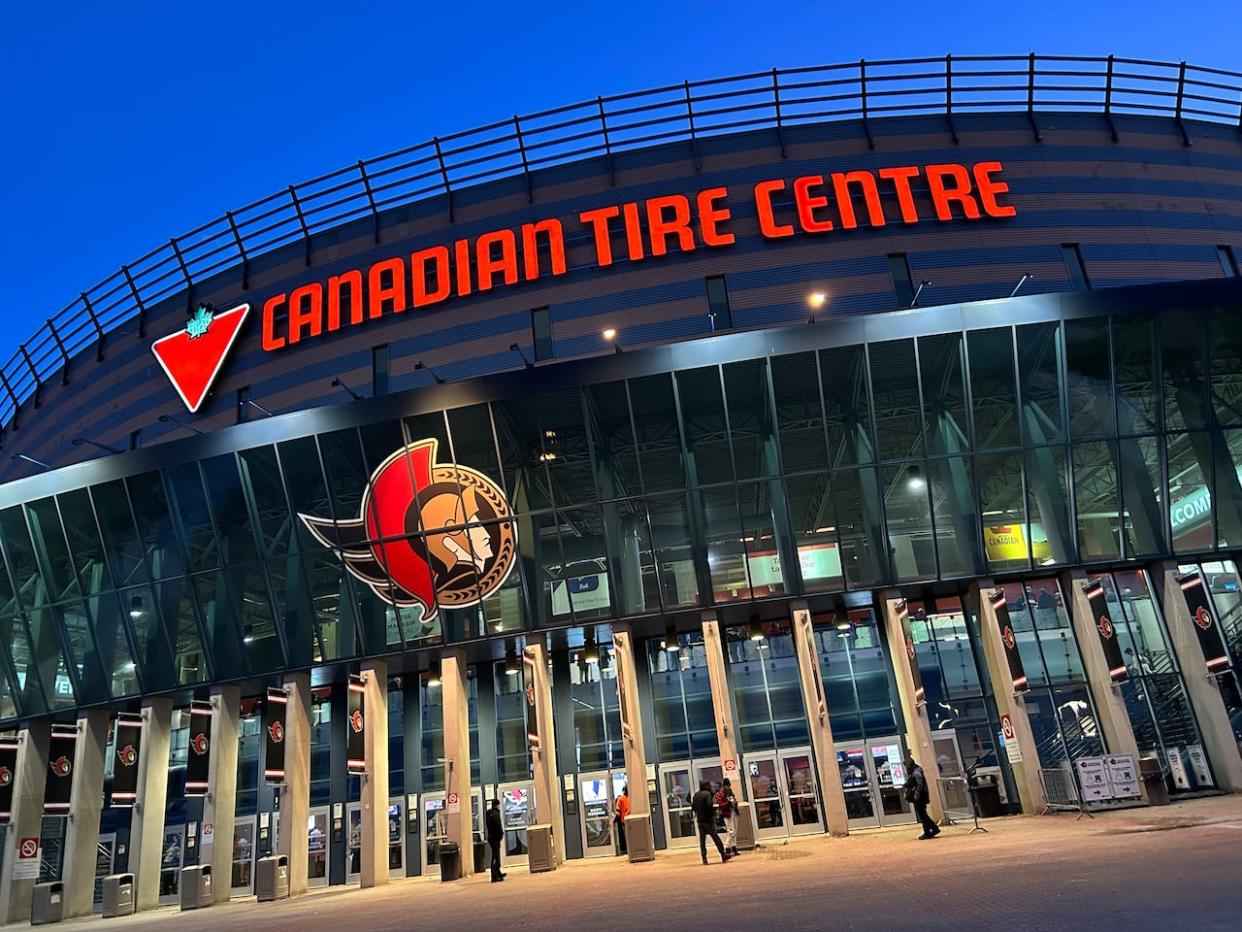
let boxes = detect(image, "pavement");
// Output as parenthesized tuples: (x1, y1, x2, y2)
(23, 796, 1242, 931)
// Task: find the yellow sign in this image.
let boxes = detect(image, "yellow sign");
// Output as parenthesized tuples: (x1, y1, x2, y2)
(984, 524, 1051, 563)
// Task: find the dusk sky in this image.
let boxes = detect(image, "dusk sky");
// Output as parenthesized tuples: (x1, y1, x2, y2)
(2, 0, 1239, 343)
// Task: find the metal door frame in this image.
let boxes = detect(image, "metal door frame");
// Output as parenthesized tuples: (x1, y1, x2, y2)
(862, 736, 916, 828)
(577, 770, 619, 858)
(230, 815, 257, 894)
(157, 822, 187, 906)
(836, 742, 882, 829)
(92, 832, 116, 909)
(347, 798, 405, 882)
(307, 806, 330, 888)
(657, 757, 724, 848)
(495, 781, 535, 868)
(775, 746, 824, 837)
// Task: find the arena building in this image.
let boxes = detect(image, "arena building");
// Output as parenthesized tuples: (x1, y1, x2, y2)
(0, 53, 1240, 920)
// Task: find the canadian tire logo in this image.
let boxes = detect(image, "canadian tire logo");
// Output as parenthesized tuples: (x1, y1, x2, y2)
(117, 744, 137, 767)
(1098, 615, 1114, 639)
(191, 733, 209, 756)
(1002, 625, 1016, 651)
(151, 303, 250, 413)
(51, 756, 72, 778)
(268, 721, 284, 744)
(0, 765, 11, 787)
(301, 438, 516, 623)
(1193, 606, 1212, 631)
(350, 709, 364, 734)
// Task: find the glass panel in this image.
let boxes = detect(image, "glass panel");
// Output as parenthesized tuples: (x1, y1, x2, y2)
(91, 482, 147, 586)
(1026, 444, 1073, 566)
(747, 758, 783, 830)
(1065, 317, 1114, 439)
(1215, 430, 1242, 548)
(928, 456, 981, 577)
(645, 494, 700, 609)
(1, 507, 44, 610)
(492, 399, 552, 513)
(1018, 322, 1064, 445)
(820, 345, 874, 466)
(1167, 433, 1212, 553)
(724, 358, 776, 482)
(968, 328, 1019, 449)
(771, 352, 827, 474)
(1210, 307, 1242, 427)
(25, 499, 76, 604)
(56, 489, 110, 598)
(115, 587, 175, 691)
(580, 777, 613, 848)
(628, 374, 685, 493)
(869, 339, 923, 462)
(128, 473, 183, 580)
(1162, 311, 1209, 431)
(24, 610, 75, 709)
(662, 767, 696, 839)
(583, 383, 642, 500)
(1114, 314, 1160, 435)
(158, 577, 209, 685)
(919, 332, 970, 455)
(0, 614, 46, 714)
(784, 474, 844, 593)
(783, 753, 820, 825)
(54, 602, 111, 703)
(881, 462, 935, 582)
(1073, 442, 1121, 562)
(700, 486, 749, 601)
(676, 367, 732, 487)
(530, 389, 594, 507)
(238, 446, 295, 558)
(978, 452, 1028, 572)
(1119, 436, 1166, 557)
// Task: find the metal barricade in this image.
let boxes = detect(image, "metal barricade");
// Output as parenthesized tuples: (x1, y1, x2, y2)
(938, 776, 973, 824)
(1038, 768, 1092, 819)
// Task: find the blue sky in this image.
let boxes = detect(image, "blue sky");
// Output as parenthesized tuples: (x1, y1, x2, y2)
(1, 0, 1239, 345)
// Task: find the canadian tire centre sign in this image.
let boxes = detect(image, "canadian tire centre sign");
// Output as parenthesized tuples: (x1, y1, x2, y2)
(151, 161, 1016, 411)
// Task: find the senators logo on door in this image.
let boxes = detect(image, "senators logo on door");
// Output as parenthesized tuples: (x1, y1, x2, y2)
(1194, 606, 1213, 631)
(1098, 615, 1114, 639)
(51, 756, 72, 778)
(350, 709, 364, 734)
(191, 733, 209, 756)
(268, 721, 284, 744)
(301, 438, 516, 622)
(0, 765, 11, 787)
(116, 744, 137, 767)
(1002, 625, 1016, 651)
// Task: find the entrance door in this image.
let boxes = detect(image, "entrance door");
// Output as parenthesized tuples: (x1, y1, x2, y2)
(578, 772, 617, 857)
(420, 790, 483, 875)
(347, 800, 405, 882)
(93, 833, 116, 908)
(658, 759, 724, 848)
(307, 807, 329, 887)
(231, 817, 256, 893)
(835, 737, 915, 828)
(745, 748, 823, 839)
(497, 782, 534, 867)
(157, 823, 186, 905)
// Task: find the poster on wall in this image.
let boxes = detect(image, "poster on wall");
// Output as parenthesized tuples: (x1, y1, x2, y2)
(111, 713, 143, 807)
(347, 674, 366, 775)
(263, 687, 288, 784)
(185, 700, 213, 796)
(896, 601, 925, 705)
(44, 723, 77, 814)
(1186, 745, 1213, 787)
(1105, 755, 1141, 798)
(1075, 757, 1109, 801)
(1176, 573, 1232, 673)
(1165, 747, 1191, 790)
(990, 590, 1029, 693)
(1083, 581, 1128, 682)
(0, 737, 19, 822)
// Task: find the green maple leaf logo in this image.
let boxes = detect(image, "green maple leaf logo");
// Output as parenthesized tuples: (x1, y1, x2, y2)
(185, 305, 214, 339)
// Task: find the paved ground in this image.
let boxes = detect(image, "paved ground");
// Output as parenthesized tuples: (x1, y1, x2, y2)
(29, 797, 1242, 931)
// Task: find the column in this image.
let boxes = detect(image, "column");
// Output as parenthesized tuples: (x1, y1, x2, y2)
(1063, 569, 1147, 799)
(61, 710, 109, 918)
(202, 685, 240, 903)
(789, 603, 849, 836)
(550, 650, 583, 860)
(402, 678, 421, 878)
(879, 591, 948, 821)
(700, 613, 756, 848)
(524, 636, 565, 865)
(0, 721, 50, 924)
(1154, 561, 1242, 791)
(129, 697, 172, 912)
(441, 648, 473, 878)
(277, 672, 311, 895)
(359, 660, 390, 887)
(970, 581, 1048, 813)
(611, 625, 654, 861)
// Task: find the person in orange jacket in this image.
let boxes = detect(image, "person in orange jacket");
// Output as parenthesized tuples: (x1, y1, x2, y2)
(614, 785, 631, 855)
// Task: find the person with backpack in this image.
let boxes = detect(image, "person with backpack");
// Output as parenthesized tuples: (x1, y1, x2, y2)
(715, 777, 740, 855)
(903, 755, 941, 840)
(692, 780, 732, 865)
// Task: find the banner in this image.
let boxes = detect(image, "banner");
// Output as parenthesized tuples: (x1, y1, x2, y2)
(263, 687, 288, 783)
(1084, 581, 1128, 682)
(185, 700, 213, 795)
(44, 723, 77, 814)
(347, 674, 366, 775)
(990, 590, 1029, 692)
(111, 713, 143, 807)
(1176, 573, 1232, 673)
(0, 737, 18, 822)
(896, 601, 925, 704)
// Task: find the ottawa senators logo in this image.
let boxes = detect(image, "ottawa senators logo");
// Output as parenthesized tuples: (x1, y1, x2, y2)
(301, 439, 516, 623)
(191, 732, 209, 756)
(0, 765, 11, 787)
(905, 633, 916, 660)
(350, 709, 364, 734)
(1098, 615, 1114, 639)
(1002, 625, 1016, 651)
(116, 744, 137, 767)
(51, 755, 72, 778)
(1193, 606, 1213, 631)
(268, 721, 284, 744)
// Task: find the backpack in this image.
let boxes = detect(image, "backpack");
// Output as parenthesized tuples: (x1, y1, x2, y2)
(715, 787, 732, 815)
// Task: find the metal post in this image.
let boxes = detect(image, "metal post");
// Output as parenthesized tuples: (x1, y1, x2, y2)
(0, 369, 20, 429)
(225, 210, 250, 290)
(47, 320, 70, 385)
(433, 136, 453, 221)
(514, 115, 534, 203)
(18, 345, 40, 408)
(945, 53, 960, 144)
(1027, 52, 1043, 142)
(772, 68, 787, 157)
(1175, 60, 1192, 146)
(358, 161, 380, 244)
(1104, 55, 1119, 142)
(289, 185, 312, 266)
(120, 265, 144, 342)
(860, 59, 875, 150)
(169, 237, 194, 312)
(684, 80, 701, 171)
(597, 97, 616, 185)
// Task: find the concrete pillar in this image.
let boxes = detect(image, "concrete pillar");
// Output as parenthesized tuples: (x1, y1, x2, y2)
(1063, 570, 1147, 799)
(359, 660, 390, 887)
(61, 710, 109, 918)
(700, 613, 757, 847)
(129, 697, 172, 912)
(970, 581, 1048, 813)
(611, 625, 655, 860)
(202, 685, 240, 903)
(879, 592, 947, 821)
(0, 721, 50, 924)
(789, 603, 849, 836)
(523, 636, 565, 865)
(441, 648, 473, 878)
(1154, 561, 1242, 792)
(277, 672, 311, 895)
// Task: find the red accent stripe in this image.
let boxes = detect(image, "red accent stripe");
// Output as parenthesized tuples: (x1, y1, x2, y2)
(1207, 656, 1230, 669)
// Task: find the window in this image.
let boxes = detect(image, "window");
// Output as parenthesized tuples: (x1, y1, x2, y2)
(705, 276, 732, 330)
(887, 253, 914, 307)
(1061, 243, 1091, 291)
(531, 306, 552, 362)
(1217, 245, 1239, 278)
(372, 344, 390, 396)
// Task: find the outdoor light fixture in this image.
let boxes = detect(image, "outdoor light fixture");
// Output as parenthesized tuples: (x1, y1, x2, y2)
(807, 291, 827, 323)
(415, 361, 446, 384)
(72, 436, 123, 454)
(158, 413, 204, 435)
(910, 279, 932, 308)
(602, 328, 623, 354)
(331, 377, 364, 402)
(509, 342, 534, 369)
(129, 595, 144, 619)
(748, 617, 765, 641)
(10, 453, 51, 469)
(664, 623, 680, 652)
(836, 619, 851, 631)
(1010, 271, 1035, 297)
(427, 659, 442, 687)
(504, 644, 520, 676)
(243, 398, 273, 417)
(907, 465, 926, 491)
(583, 631, 600, 665)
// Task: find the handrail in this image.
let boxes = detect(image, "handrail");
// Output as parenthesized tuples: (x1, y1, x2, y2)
(2, 54, 1240, 431)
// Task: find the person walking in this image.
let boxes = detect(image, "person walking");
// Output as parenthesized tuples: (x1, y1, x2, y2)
(715, 777, 740, 855)
(614, 785, 631, 856)
(903, 755, 941, 840)
(486, 798, 506, 881)
(692, 780, 732, 865)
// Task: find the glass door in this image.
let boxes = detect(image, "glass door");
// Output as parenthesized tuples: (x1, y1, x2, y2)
(158, 823, 186, 905)
(497, 782, 533, 867)
(421, 793, 446, 872)
(745, 756, 786, 839)
(836, 744, 880, 828)
(578, 772, 616, 857)
(779, 749, 823, 835)
(386, 800, 404, 878)
(348, 800, 407, 880)
(867, 738, 914, 826)
(659, 763, 696, 847)
(93, 833, 116, 908)
(231, 817, 256, 893)
(307, 808, 329, 887)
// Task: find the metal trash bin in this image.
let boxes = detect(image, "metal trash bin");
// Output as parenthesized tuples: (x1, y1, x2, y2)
(473, 839, 488, 874)
(438, 841, 461, 882)
(102, 873, 135, 918)
(734, 801, 757, 851)
(527, 824, 556, 873)
(30, 881, 63, 926)
(1140, 756, 1170, 806)
(179, 864, 213, 910)
(624, 813, 655, 863)
(256, 855, 290, 901)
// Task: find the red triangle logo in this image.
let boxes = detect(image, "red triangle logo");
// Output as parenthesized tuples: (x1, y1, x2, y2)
(151, 303, 250, 413)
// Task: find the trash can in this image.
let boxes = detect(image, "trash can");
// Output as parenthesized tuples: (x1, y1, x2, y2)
(30, 881, 63, 926)
(624, 813, 655, 863)
(527, 824, 556, 873)
(179, 864, 213, 910)
(1140, 756, 1170, 806)
(971, 781, 1003, 818)
(473, 839, 488, 874)
(438, 841, 461, 882)
(102, 873, 135, 918)
(734, 801, 757, 851)
(256, 855, 290, 902)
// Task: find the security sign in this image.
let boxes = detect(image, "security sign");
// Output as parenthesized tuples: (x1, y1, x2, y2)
(1177, 573, 1231, 673)
(19, 837, 38, 859)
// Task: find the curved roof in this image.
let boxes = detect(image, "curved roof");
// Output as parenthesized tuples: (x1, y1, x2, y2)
(2, 54, 1240, 431)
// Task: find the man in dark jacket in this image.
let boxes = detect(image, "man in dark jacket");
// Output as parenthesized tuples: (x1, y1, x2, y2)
(486, 798, 506, 881)
(903, 755, 941, 840)
(691, 780, 732, 865)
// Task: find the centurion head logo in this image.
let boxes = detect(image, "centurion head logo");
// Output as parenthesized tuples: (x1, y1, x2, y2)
(268, 721, 285, 744)
(191, 732, 209, 756)
(51, 756, 72, 778)
(1002, 625, 1016, 651)
(300, 438, 516, 623)
(350, 709, 364, 734)
(116, 744, 137, 767)
(1098, 615, 1114, 639)
(1194, 606, 1213, 631)
(0, 765, 11, 787)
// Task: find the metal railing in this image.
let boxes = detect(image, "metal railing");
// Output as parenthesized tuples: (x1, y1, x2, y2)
(3, 54, 1240, 432)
